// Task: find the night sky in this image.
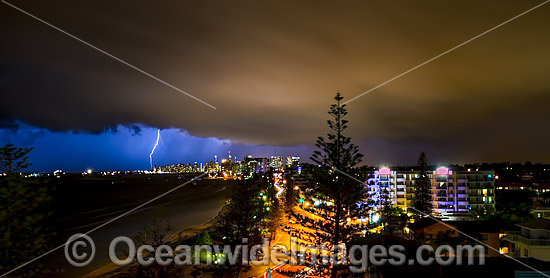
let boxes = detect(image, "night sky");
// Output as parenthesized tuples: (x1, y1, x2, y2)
(1, 0, 549, 171)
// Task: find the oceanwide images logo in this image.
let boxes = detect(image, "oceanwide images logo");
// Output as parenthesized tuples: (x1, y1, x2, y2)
(65, 234, 486, 272)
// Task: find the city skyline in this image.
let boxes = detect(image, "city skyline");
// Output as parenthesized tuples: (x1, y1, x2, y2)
(3, 121, 550, 172)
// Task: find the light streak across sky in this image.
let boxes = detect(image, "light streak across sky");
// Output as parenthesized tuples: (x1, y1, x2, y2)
(149, 129, 161, 169)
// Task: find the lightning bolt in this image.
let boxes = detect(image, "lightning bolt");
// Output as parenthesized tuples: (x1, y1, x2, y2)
(149, 129, 161, 169)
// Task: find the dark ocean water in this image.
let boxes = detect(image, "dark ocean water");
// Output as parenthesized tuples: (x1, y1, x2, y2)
(18, 174, 233, 277)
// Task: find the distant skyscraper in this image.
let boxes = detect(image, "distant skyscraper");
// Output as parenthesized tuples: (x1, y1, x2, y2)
(270, 156, 283, 170)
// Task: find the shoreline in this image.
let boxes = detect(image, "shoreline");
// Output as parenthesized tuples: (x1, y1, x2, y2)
(81, 203, 228, 278)
(168, 203, 228, 243)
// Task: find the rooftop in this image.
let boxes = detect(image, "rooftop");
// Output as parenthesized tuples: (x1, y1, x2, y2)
(409, 217, 503, 233)
(518, 218, 550, 230)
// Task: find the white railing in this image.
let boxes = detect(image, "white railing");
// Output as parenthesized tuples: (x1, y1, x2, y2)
(504, 232, 550, 246)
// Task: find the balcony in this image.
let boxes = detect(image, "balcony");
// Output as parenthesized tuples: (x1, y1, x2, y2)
(503, 231, 550, 246)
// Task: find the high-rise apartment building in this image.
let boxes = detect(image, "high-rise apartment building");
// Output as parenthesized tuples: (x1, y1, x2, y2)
(366, 167, 416, 211)
(366, 167, 495, 216)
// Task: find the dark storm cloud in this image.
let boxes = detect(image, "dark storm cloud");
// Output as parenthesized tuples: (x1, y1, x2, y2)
(0, 121, 46, 146)
(127, 124, 142, 136)
(1, 0, 549, 163)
